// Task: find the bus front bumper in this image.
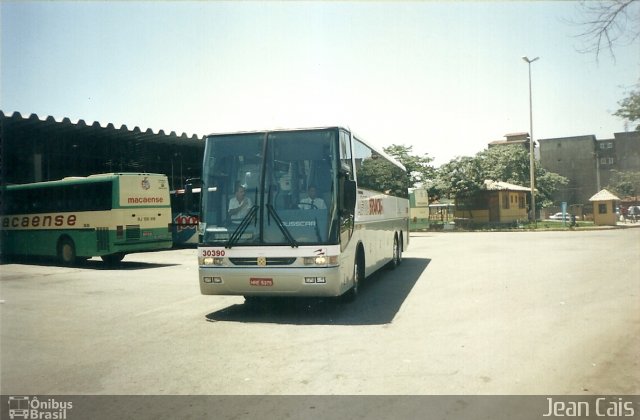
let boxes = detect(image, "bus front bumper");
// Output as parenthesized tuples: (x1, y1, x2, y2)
(199, 266, 344, 297)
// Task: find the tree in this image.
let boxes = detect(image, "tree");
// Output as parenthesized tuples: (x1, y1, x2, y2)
(357, 156, 411, 198)
(435, 145, 569, 211)
(477, 146, 569, 208)
(606, 170, 640, 197)
(614, 89, 640, 130)
(434, 155, 486, 218)
(535, 171, 571, 208)
(477, 146, 530, 186)
(383, 144, 436, 187)
(575, 0, 640, 61)
(574, 1, 640, 130)
(435, 156, 485, 201)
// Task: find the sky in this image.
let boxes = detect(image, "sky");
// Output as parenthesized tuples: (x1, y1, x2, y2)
(2, 1, 639, 166)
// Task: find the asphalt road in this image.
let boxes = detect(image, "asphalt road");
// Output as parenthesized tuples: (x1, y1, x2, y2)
(1, 228, 639, 396)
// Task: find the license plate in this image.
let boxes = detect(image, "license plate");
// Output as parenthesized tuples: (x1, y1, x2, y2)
(250, 278, 273, 287)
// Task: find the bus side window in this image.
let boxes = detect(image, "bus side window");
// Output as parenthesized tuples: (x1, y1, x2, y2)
(339, 130, 353, 179)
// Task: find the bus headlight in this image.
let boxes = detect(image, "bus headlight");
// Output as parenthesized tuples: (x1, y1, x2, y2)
(303, 256, 338, 266)
(199, 257, 225, 266)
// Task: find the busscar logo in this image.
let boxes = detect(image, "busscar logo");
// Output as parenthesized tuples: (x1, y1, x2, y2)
(7, 396, 73, 419)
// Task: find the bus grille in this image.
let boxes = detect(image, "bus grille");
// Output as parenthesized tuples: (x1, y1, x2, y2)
(229, 257, 296, 266)
(96, 227, 109, 251)
(126, 225, 141, 240)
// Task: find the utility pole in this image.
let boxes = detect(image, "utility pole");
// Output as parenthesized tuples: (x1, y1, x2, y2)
(522, 56, 539, 223)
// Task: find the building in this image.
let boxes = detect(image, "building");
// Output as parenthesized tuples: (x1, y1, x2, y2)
(538, 131, 640, 206)
(589, 189, 621, 226)
(610, 131, 640, 172)
(538, 135, 598, 205)
(1, 111, 204, 190)
(454, 180, 530, 224)
(488, 132, 531, 150)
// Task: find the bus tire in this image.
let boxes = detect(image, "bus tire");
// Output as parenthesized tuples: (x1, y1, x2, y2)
(341, 251, 363, 303)
(388, 234, 402, 270)
(57, 237, 76, 266)
(101, 253, 125, 265)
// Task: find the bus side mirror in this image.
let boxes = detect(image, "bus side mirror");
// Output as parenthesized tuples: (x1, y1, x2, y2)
(342, 179, 357, 212)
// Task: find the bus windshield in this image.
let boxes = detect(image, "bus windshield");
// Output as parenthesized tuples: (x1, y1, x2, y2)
(200, 129, 339, 247)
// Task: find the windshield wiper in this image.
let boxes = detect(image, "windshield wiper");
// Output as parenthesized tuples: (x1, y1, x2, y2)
(314, 216, 322, 242)
(266, 204, 298, 248)
(226, 205, 258, 248)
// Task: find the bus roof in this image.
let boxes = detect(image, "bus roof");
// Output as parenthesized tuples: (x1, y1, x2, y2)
(3, 173, 166, 189)
(204, 126, 406, 172)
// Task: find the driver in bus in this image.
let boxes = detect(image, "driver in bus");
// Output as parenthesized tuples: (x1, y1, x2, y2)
(298, 185, 326, 209)
(228, 185, 252, 223)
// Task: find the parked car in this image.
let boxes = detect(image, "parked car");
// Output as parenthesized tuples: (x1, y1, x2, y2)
(626, 205, 640, 222)
(549, 212, 579, 221)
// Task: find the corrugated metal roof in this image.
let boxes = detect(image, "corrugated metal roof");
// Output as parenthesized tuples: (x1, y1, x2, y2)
(1, 111, 204, 144)
(488, 139, 527, 145)
(484, 180, 531, 191)
(589, 189, 621, 201)
(1, 110, 205, 188)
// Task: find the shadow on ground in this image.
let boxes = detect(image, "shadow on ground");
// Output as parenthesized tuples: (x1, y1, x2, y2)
(205, 257, 430, 326)
(0, 255, 177, 271)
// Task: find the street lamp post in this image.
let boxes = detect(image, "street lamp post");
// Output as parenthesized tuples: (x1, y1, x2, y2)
(522, 56, 539, 222)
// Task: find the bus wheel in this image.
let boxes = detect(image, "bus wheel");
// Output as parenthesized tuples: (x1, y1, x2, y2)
(101, 253, 125, 265)
(391, 234, 402, 269)
(58, 237, 76, 265)
(341, 256, 362, 303)
(395, 234, 404, 267)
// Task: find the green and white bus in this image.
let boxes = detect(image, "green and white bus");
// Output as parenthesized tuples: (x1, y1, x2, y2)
(1, 173, 173, 264)
(198, 127, 409, 302)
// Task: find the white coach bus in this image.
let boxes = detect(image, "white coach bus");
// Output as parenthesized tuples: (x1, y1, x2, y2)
(197, 127, 409, 302)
